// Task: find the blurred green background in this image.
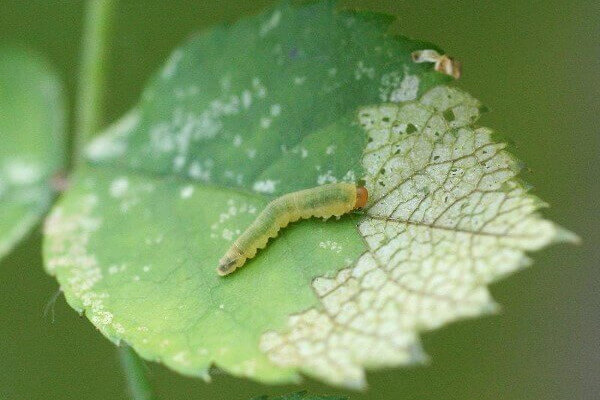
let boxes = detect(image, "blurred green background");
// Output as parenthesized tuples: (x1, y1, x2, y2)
(0, 1, 597, 399)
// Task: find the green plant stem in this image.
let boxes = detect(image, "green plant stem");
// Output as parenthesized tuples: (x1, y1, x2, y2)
(118, 345, 156, 400)
(74, 0, 117, 166)
(75, 2, 153, 399)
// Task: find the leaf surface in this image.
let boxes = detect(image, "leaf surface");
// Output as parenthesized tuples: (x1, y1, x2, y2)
(43, 0, 572, 389)
(0, 47, 66, 259)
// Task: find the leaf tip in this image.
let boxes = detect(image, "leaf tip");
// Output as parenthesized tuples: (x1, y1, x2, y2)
(554, 226, 581, 245)
(201, 369, 212, 383)
(408, 342, 430, 366)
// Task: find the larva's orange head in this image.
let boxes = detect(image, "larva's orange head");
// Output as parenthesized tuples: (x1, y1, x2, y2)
(354, 186, 368, 209)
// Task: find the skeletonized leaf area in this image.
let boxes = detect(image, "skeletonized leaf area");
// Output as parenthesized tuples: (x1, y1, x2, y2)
(259, 86, 576, 388)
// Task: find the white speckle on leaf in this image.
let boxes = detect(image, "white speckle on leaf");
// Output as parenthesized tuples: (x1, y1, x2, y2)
(222, 228, 234, 241)
(45, 192, 128, 338)
(242, 90, 252, 108)
(252, 78, 267, 98)
(342, 170, 356, 183)
(3, 159, 42, 185)
(317, 170, 337, 185)
(108, 178, 154, 213)
(172, 351, 191, 366)
(260, 10, 281, 36)
(294, 76, 306, 85)
(252, 179, 279, 194)
(150, 123, 175, 153)
(233, 135, 243, 147)
(319, 241, 343, 254)
(148, 85, 256, 161)
(109, 177, 129, 198)
(379, 69, 420, 102)
(260, 117, 272, 129)
(220, 75, 232, 92)
(188, 161, 211, 182)
(174, 85, 200, 99)
(173, 155, 186, 171)
(211, 199, 259, 241)
(354, 61, 375, 80)
(113, 323, 125, 334)
(246, 149, 257, 159)
(180, 185, 194, 199)
(325, 145, 336, 155)
(290, 146, 309, 159)
(235, 173, 244, 185)
(270, 104, 281, 117)
(93, 311, 113, 326)
(390, 74, 420, 102)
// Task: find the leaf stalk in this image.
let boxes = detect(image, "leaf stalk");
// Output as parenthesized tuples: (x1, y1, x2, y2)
(118, 345, 156, 400)
(74, 0, 117, 166)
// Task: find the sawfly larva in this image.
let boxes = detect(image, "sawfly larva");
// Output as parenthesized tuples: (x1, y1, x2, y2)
(217, 183, 368, 276)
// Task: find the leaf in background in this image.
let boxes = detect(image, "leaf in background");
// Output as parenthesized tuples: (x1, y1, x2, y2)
(0, 47, 66, 260)
(42, 0, 573, 390)
(251, 391, 346, 400)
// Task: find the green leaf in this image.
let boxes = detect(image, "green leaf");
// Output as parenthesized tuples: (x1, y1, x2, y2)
(44, 1, 446, 385)
(43, 0, 573, 390)
(0, 47, 66, 259)
(251, 391, 347, 400)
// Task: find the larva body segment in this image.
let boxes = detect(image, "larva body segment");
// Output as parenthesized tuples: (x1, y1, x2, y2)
(217, 183, 368, 276)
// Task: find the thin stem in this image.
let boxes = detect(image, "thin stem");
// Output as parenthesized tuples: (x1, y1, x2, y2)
(74, 0, 117, 166)
(74, 2, 153, 399)
(118, 345, 156, 400)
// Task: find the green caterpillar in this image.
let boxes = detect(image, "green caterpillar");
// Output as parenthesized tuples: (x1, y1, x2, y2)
(217, 183, 369, 276)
